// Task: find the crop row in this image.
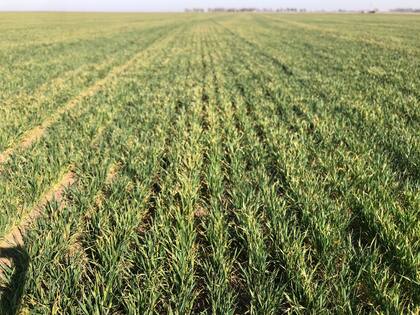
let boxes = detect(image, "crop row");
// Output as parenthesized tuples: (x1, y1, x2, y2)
(0, 13, 418, 314)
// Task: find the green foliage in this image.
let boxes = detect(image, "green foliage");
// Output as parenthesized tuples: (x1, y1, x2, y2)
(0, 12, 418, 314)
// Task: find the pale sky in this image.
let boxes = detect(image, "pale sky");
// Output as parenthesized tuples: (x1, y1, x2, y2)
(0, 0, 418, 12)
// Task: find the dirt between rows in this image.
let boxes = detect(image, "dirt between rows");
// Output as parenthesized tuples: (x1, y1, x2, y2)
(0, 171, 76, 275)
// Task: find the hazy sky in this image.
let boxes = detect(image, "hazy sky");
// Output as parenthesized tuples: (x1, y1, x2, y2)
(0, 0, 418, 12)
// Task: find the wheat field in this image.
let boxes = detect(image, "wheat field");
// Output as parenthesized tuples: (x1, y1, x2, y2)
(0, 12, 419, 314)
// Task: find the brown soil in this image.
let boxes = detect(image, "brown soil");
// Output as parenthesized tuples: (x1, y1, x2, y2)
(0, 171, 76, 273)
(0, 50, 144, 169)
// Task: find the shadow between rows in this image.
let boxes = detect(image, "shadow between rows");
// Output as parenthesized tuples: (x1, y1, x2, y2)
(0, 246, 29, 315)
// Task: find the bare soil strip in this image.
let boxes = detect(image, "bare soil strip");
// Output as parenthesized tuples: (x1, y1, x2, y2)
(0, 171, 76, 274)
(1, 58, 112, 110)
(0, 46, 154, 167)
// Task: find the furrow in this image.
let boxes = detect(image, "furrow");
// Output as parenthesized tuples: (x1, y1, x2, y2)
(0, 170, 75, 273)
(0, 30, 171, 168)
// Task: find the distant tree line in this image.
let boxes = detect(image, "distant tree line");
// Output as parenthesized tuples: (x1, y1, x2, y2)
(184, 7, 420, 13)
(184, 8, 205, 13)
(390, 8, 420, 12)
(185, 8, 307, 13)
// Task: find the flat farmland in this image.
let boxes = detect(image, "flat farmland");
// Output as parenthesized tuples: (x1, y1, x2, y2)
(0, 12, 419, 314)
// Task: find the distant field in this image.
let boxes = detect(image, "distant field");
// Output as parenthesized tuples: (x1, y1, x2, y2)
(0, 12, 419, 314)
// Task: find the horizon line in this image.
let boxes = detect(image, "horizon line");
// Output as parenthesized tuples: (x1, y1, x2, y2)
(0, 9, 419, 14)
